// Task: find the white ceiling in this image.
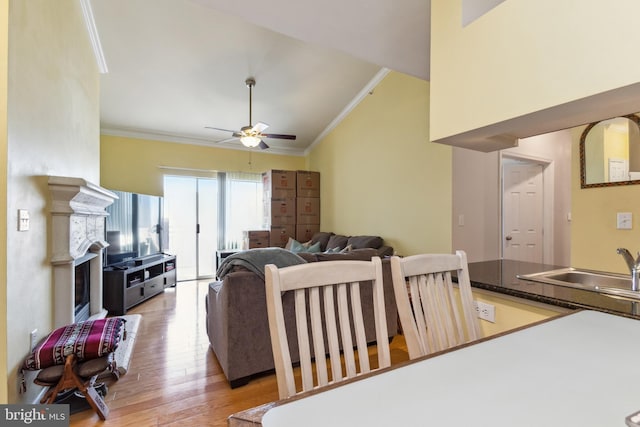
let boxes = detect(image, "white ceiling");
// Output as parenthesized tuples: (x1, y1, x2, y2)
(90, 0, 430, 155)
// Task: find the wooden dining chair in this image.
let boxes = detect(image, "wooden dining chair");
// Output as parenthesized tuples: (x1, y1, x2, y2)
(265, 257, 391, 399)
(390, 250, 481, 360)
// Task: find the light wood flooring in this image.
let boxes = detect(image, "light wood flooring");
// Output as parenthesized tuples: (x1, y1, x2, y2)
(69, 280, 409, 426)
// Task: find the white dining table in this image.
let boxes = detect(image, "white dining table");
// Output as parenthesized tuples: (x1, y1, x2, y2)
(258, 310, 640, 427)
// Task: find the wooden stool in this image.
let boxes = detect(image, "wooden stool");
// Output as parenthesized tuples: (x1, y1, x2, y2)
(35, 353, 118, 420)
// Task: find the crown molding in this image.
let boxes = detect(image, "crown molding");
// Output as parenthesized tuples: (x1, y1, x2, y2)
(304, 68, 390, 155)
(80, 0, 108, 74)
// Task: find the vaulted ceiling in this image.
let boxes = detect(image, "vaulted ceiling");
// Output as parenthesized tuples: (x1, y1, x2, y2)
(91, 0, 430, 155)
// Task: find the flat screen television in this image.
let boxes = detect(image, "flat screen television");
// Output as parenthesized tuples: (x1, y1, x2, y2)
(104, 190, 168, 266)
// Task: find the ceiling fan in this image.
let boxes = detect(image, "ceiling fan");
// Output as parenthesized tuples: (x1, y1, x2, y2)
(206, 77, 297, 149)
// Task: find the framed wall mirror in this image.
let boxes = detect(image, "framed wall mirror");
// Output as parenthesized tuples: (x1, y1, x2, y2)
(580, 114, 640, 188)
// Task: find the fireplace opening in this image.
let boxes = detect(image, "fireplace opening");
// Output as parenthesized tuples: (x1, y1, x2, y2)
(75, 258, 91, 323)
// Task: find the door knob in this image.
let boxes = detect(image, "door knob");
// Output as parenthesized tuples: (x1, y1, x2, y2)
(505, 236, 513, 241)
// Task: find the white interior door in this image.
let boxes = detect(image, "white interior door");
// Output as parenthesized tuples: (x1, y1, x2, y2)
(503, 162, 544, 262)
(608, 158, 629, 182)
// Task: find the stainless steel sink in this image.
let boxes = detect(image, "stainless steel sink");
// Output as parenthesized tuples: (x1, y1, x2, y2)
(517, 268, 640, 300)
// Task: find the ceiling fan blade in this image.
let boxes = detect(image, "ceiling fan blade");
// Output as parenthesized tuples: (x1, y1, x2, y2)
(262, 133, 297, 140)
(232, 132, 242, 138)
(258, 140, 269, 150)
(252, 122, 269, 133)
(214, 137, 238, 144)
(205, 126, 240, 134)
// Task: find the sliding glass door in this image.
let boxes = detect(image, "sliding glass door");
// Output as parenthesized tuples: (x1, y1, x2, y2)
(163, 172, 263, 281)
(164, 176, 218, 281)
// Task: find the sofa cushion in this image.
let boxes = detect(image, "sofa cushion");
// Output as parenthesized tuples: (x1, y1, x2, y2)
(348, 235, 383, 250)
(310, 232, 334, 251)
(35, 353, 114, 384)
(326, 234, 349, 250)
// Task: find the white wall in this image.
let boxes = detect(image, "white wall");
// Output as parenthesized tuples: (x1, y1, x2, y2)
(453, 130, 572, 265)
(452, 148, 500, 262)
(6, 0, 100, 402)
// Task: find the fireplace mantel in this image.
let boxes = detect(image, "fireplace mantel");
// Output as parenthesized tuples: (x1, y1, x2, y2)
(48, 176, 118, 327)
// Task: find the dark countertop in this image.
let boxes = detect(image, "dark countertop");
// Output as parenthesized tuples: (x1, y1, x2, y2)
(467, 259, 640, 319)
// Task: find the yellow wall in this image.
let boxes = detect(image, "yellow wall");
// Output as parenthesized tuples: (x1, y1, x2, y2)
(430, 0, 640, 144)
(6, 0, 100, 403)
(308, 72, 452, 256)
(473, 290, 566, 337)
(571, 126, 640, 274)
(0, 0, 8, 404)
(101, 135, 305, 195)
(603, 126, 629, 180)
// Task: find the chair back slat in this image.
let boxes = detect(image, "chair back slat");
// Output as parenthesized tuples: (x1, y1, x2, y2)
(408, 276, 430, 355)
(322, 285, 343, 383)
(391, 250, 482, 360)
(265, 257, 390, 399)
(349, 282, 371, 373)
(336, 282, 356, 379)
(294, 288, 314, 392)
(308, 287, 329, 386)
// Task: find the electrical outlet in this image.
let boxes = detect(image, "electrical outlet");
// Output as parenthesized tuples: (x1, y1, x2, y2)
(30, 329, 38, 351)
(474, 301, 496, 323)
(617, 212, 632, 230)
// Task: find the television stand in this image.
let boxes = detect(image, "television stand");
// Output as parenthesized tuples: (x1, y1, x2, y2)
(103, 254, 177, 315)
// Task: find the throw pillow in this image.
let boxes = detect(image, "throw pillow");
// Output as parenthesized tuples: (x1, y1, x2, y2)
(285, 237, 294, 250)
(326, 234, 349, 251)
(289, 239, 322, 253)
(288, 239, 308, 253)
(306, 241, 322, 253)
(339, 244, 353, 253)
(285, 237, 310, 251)
(310, 232, 334, 252)
(323, 246, 341, 254)
(23, 317, 126, 371)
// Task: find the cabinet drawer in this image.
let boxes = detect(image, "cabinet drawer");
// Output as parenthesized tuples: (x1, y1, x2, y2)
(125, 285, 145, 308)
(145, 276, 164, 296)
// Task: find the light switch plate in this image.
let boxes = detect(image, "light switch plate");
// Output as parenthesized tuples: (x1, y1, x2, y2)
(617, 212, 632, 230)
(18, 209, 29, 231)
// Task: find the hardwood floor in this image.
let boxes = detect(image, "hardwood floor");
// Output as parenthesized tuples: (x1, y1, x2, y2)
(69, 280, 409, 426)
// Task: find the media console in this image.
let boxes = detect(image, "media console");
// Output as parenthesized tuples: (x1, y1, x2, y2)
(103, 254, 177, 315)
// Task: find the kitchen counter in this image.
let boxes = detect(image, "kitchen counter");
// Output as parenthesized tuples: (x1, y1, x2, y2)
(256, 310, 640, 427)
(466, 259, 640, 319)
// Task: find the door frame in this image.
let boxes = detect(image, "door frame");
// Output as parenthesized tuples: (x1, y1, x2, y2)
(499, 152, 555, 264)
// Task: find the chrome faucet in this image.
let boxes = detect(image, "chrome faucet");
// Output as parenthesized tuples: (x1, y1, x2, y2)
(617, 248, 640, 291)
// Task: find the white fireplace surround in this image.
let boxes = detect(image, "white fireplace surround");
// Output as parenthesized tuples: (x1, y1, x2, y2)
(48, 176, 118, 328)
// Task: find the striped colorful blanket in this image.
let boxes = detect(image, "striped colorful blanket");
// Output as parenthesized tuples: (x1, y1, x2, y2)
(23, 317, 126, 371)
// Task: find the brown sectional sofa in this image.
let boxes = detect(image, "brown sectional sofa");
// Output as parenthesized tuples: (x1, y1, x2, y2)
(205, 233, 398, 387)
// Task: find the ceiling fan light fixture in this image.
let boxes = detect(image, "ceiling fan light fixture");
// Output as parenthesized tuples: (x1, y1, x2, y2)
(205, 77, 296, 149)
(240, 135, 261, 148)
